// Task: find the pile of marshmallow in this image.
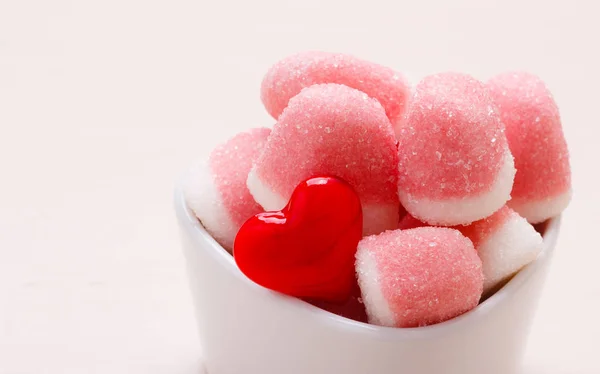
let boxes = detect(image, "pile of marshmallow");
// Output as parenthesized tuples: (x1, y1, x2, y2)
(184, 51, 571, 328)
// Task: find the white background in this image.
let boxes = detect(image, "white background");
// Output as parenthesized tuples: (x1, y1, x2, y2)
(0, 0, 598, 373)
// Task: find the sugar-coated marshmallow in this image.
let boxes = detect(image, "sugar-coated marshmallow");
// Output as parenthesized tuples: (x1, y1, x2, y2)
(248, 84, 400, 236)
(397, 73, 516, 226)
(356, 227, 483, 327)
(399, 206, 543, 295)
(487, 72, 571, 223)
(184, 128, 271, 251)
(261, 51, 410, 132)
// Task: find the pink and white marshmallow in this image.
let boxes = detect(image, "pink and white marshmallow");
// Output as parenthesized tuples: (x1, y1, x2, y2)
(487, 72, 571, 223)
(356, 227, 483, 327)
(261, 51, 410, 132)
(398, 206, 543, 295)
(460, 206, 543, 295)
(248, 84, 401, 236)
(184, 128, 271, 251)
(397, 73, 516, 226)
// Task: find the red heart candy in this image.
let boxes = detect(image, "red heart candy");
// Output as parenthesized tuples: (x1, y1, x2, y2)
(234, 176, 363, 302)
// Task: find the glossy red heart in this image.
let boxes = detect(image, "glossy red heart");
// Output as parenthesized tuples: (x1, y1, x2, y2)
(233, 176, 363, 302)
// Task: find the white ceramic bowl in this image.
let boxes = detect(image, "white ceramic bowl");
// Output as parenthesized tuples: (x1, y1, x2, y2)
(174, 185, 560, 374)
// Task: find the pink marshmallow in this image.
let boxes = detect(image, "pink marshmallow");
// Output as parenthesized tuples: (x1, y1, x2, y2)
(261, 51, 410, 131)
(398, 206, 543, 295)
(184, 128, 271, 251)
(487, 72, 571, 223)
(397, 73, 515, 226)
(356, 227, 483, 327)
(248, 83, 400, 236)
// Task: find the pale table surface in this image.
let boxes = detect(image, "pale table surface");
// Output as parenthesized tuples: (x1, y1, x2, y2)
(1, 0, 598, 373)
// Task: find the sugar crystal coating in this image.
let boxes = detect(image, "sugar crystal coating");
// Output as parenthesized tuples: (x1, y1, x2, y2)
(398, 206, 542, 295)
(249, 84, 400, 236)
(356, 227, 483, 327)
(261, 51, 410, 129)
(210, 128, 271, 225)
(397, 73, 515, 225)
(458, 206, 513, 247)
(467, 207, 542, 295)
(487, 72, 571, 223)
(184, 128, 270, 251)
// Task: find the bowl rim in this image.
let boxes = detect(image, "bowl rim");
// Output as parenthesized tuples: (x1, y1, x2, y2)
(174, 184, 560, 340)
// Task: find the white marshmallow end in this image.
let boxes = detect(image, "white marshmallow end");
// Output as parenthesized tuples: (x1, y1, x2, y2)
(355, 246, 395, 327)
(400, 150, 516, 226)
(246, 167, 288, 211)
(479, 213, 543, 295)
(509, 189, 572, 224)
(183, 161, 237, 251)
